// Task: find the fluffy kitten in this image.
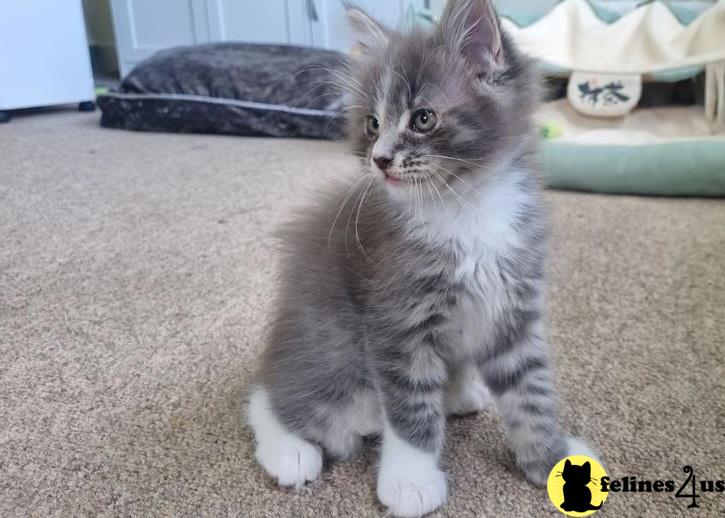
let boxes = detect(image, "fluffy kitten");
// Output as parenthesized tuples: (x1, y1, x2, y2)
(247, 0, 596, 516)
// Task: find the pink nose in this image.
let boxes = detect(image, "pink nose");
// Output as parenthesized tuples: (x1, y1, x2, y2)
(373, 155, 393, 171)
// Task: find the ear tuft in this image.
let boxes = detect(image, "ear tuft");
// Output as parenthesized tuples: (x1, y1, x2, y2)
(441, 0, 504, 77)
(344, 2, 389, 51)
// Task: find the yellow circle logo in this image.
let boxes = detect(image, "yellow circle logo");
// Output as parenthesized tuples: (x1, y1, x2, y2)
(547, 455, 608, 516)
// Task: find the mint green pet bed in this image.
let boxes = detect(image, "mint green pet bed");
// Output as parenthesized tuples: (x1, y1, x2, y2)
(541, 140, 725, 197)
(501, 0, 725, 197)
(538, 100, 725, 197)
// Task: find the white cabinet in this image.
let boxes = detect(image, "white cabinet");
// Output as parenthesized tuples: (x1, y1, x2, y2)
(110, 0, 431, 77)
(111, 0, 313, 76)
(110, 0, 211, 76)
(309, 0, 406, 52)
(206, 0, 306, 45)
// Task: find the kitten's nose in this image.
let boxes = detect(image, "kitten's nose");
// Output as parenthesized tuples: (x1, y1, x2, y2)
(373, 155, 393, 171)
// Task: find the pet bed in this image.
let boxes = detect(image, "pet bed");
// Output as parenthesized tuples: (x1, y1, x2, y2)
(503, 0, 725, 196)
(97, 43, 347, 139)
(537, 100, 725, 196)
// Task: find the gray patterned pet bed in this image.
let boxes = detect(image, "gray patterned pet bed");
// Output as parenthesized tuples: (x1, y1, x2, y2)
(97, 43, 348, 140)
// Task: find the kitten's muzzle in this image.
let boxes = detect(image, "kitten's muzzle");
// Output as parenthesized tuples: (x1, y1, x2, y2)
(373, 155, 404, 184)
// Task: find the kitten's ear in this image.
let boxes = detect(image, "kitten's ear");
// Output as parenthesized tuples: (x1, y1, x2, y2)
(441, 0, 504, 77)
(344, 2, 389, 52)
(564, 459, 572, 469)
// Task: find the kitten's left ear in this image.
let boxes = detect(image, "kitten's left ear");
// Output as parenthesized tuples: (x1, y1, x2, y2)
(344, 2, 389, 52)
(441, 0, 504, 78)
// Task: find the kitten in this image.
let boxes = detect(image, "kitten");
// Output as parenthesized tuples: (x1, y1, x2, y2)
(247, 0, 597, 516)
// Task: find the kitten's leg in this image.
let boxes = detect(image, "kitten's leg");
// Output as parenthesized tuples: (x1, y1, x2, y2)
(375, 347, 448, 517)
(479, 316, 594, 486)
(320, 389, 382, 461)
(247, 386, 322, 488)
(445, 362, 492, 416)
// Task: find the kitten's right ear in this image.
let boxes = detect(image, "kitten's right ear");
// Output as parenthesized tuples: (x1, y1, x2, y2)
(564, 459, 572, 468)
(344, 2, 389, 52)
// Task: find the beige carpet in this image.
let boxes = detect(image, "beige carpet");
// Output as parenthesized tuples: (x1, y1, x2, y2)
(1, 111, 724, 517)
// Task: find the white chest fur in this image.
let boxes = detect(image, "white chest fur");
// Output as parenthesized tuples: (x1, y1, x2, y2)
(417, 169, 534, 360)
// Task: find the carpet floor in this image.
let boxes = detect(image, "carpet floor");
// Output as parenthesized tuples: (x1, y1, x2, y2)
(1, 111, 724, 517)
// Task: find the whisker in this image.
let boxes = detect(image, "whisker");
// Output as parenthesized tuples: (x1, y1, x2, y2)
(429, 168, 481, 215)
(328, 174, 370, 245)
(310, 79, 371, 102)
(354, 176, 376, 257)
(303, 64, 365, 90)
(344, 183, 366, 256)
(424, 178, 438, 219)
(428, 162, 486, 198)
(421, 153, 485, 167)
(339, 105, 369, 112)
(426, 175, 453, 225)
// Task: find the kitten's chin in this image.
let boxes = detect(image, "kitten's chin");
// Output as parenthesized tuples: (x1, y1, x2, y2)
(377, 175, 407, 203)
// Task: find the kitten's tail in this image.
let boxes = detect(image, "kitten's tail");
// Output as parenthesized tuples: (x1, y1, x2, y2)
(588, 502, 603, 510)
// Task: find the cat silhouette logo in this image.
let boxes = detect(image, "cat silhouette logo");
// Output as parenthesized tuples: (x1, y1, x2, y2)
(547, 455, 608, 516)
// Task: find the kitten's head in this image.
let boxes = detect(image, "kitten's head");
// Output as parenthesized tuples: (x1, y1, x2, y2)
(343, 0, 538, 202)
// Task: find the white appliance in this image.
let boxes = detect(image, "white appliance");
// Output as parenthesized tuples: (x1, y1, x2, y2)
(0, 0, 96, 123)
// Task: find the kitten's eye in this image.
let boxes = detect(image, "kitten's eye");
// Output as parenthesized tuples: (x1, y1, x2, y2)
(412, 109, 437, 132)
(365, 115, 380, 137)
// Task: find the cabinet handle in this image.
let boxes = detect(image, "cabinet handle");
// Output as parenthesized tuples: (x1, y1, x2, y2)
(307, 0, 319, 22)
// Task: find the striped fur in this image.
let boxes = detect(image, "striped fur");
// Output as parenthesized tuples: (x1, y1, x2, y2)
(248, 1, 595, 515)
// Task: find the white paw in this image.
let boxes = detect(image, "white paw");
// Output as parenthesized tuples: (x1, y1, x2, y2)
(446, 378, 491, 416)
(377, 424, 448, 517)
(377, 465, 448, 518)
(566, 437, 600, 463)
(255, 436, 323, 488)
(520, 438, 601, 487)
(247, 386, 323, 488)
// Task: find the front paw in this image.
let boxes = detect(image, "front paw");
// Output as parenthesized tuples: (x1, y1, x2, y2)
(522, 437, 601, 487)
(522, 461, 551, 487)
(255, 436, 323, 488)
(377, 463, 447, 517)
(565, 436, 600, 462)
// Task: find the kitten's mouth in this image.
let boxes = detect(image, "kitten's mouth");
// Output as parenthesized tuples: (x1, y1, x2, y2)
(384, 172, 406, 184)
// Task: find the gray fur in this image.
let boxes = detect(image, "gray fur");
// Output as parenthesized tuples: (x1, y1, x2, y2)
(254, 0, 569, 486)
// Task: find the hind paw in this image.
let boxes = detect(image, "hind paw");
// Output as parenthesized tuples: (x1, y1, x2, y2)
(446, 377, 491, 416)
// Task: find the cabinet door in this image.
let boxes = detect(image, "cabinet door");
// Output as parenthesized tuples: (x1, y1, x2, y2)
(110, 0, 209, 74)
(207, 0, 309, 45)
(308, 0, 405, 52)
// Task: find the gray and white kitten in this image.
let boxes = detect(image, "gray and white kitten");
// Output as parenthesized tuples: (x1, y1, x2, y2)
(248, 0, 596, 516)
